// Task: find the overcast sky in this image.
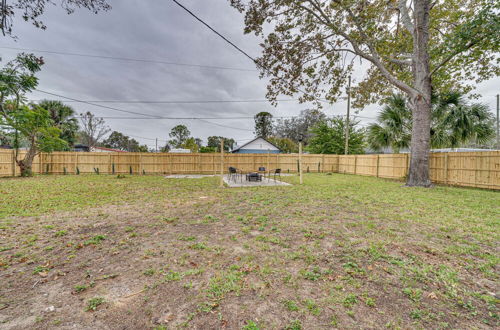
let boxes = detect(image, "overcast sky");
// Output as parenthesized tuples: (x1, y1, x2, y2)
(1, 0, 498, 149)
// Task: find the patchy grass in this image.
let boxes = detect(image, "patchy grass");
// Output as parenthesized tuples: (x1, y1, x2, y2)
(0, 173, 498, 329)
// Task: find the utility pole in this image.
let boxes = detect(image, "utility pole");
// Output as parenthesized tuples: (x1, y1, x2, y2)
(155, 138, 158, 153)
(496, 94, 499, 149)
(344, 76, 351, 155)
(299, 140, 303, 184)
(220, 138, 224, 187)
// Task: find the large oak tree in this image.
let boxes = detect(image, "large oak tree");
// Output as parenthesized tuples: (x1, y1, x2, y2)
(230, 0, 499, 186)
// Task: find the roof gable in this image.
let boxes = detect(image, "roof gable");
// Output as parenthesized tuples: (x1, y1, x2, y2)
(232, 137, 281, 152)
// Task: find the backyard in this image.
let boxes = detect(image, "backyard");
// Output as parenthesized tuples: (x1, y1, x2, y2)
(0, 174, 498, 329)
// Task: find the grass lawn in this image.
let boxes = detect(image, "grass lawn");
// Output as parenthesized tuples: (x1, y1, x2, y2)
(0, 174, 498, 329)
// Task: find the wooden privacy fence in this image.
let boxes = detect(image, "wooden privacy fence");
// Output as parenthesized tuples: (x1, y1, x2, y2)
(1, 150, 499, 190)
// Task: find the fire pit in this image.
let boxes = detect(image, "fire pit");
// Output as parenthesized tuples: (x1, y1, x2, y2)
(246, 172, 262, 182)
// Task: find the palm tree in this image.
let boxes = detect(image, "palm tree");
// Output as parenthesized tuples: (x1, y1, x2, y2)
(367, 94, 412, 153)
(368, 92, 495, 152)
(37, 100, 79, 149)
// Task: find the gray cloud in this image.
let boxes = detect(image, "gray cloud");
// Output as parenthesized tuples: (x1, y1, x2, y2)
(1, 0, 498, 148)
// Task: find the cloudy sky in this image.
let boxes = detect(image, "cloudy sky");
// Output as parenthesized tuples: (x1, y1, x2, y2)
(1, 0, 498, 149)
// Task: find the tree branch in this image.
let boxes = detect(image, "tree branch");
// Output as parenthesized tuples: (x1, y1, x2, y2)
(385, 57, 413, 66)
(398, 0, 415, 36)
(430, 38, 483, 76)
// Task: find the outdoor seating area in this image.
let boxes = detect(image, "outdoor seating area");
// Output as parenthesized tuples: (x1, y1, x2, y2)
(227, 166, 282, 184)
(224, 166, 290, 187)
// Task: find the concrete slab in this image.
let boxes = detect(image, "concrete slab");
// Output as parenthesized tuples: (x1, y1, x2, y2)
(223, 175, 291, 187)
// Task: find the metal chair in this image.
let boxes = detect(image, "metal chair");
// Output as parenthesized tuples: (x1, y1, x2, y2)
(228, 167, 241, 182)
(270, 168, 281, 182)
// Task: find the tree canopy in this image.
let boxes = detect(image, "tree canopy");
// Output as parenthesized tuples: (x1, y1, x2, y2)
(1, 0, 111, 37)
(79, 111, 110, 148)
(267, 136, 299, 153)
(103, 131, 148, 152)
(307, 117, 365, 154)
(207, 136, 236, 152)
(0, 53, 66, 176)
(254, 112, 273, 138)
(38, 100, 79, 150)
(273, 109, 326, 145)
(231, 0, 499, 106)
(168, 125, 190, 149)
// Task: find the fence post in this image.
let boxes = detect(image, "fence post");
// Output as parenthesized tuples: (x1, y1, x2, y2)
(139, 153, 143, 175)
(220, 139, 224, 187)
(39, 153, 43, 175)
(11, 149, 16, 177)
(322, 154, 325, 173)
(376, 154, 380, 178)
(405, 153, 410, 177)
(444, 153, 448, 184)
(353, 155, 357, 175)
(76, 153, 79, 174)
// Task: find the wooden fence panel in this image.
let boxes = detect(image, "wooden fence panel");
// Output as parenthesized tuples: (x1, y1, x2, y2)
(377, 154, 407, 179)
(0, 150, 13, 177)
(1, 150, 499, 190)
(355, 155, 377, 176)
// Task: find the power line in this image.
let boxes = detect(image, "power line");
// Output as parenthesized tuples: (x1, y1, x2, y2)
(170, 0, 327, 105)
(90, 113, 377, 120)
(29, 98, 300, 104)
(0, 46, 256, 72)
(171, 0, 255, 63)
(93, 115, 291, 120)
(197, 119, 254, 132)
(35, 89, 159, 118)
(32, 92, 366, 120)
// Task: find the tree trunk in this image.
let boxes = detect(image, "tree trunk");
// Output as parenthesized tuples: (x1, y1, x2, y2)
(407, 0, 432, 187)
(16, 138, 37, 177)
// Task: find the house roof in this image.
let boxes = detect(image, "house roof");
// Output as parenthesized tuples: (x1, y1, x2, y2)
(92, 146, 127, 152)
(231, 137, 281, 152)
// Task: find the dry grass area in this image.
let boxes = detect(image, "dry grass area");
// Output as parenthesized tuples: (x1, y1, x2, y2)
(0, 174, 498, 329)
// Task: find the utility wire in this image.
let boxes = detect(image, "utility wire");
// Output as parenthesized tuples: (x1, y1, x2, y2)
(0, 46, 256, 72)
(32, 91, 368, 120)
(89, 114, 377, 120)
(171, 0, 255, 63)
(197, 119, 254, 132)
(29, 98, 300, 104)
(170, 0, 327, 105)
(35, 89, 159, 118)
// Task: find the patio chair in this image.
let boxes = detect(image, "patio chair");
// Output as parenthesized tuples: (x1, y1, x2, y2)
(269, 168, 281, 182)
(228, 167, 242, 182)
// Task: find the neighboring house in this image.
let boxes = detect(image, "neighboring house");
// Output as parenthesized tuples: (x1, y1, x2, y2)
(169, 148, 191, 153)
(72, 145, 126, 153)
(231, 137, 281, 154)
(73, 144, 90, 152)
(91, 146, 127, 153)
